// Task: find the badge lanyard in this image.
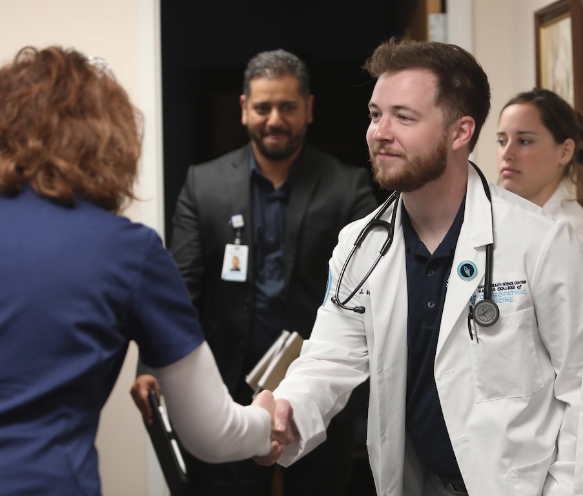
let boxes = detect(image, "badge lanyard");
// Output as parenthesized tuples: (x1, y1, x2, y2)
(221, 214, 249, 282)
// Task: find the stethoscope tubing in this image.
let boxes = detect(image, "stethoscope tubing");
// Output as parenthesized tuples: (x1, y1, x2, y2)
(332, 191, 399, 312)
(332, 162, 499, 328)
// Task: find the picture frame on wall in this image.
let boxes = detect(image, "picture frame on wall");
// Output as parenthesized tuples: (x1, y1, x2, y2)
(535, 0, 583, 112)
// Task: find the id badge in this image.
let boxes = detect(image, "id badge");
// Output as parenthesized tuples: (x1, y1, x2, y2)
(221, 244, 248, 282)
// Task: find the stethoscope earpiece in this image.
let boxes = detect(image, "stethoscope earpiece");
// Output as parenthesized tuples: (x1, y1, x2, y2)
(331, 297, 366, 315)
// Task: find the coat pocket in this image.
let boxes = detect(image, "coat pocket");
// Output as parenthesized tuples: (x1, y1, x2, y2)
(469, 306, 543, 402)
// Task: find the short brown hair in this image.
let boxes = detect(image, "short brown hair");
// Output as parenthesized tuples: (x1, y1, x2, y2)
(365, 38, 490, 151)
(0, 46, 141, 212)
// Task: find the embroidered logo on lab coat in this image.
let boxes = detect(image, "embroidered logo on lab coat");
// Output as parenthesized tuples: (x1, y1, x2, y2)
(470, 279, 529, 305)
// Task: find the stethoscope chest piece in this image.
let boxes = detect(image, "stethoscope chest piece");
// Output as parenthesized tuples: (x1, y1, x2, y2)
(472, 298, 499, 327)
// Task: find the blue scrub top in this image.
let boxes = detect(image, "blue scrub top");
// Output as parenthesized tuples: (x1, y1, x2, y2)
(0, 186, 204, 495)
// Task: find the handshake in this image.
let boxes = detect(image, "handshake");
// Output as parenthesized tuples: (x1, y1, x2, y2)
(251, 391, 295, 466)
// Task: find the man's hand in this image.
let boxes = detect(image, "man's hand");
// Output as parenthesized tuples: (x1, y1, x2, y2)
(253, 398, 295, 466)
(130, 374, 161, 425)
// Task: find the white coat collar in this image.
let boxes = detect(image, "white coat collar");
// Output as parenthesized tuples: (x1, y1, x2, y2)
(366, 163, 494, 358)
(462, 163, 494, 248)
(543, 178, 576, 215)
(436, 162, 494, 355)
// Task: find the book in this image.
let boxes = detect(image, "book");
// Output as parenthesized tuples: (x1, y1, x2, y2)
(245, 330, 303, 395)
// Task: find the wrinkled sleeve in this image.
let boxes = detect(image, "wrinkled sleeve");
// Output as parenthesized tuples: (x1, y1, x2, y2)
(274, 222, 371, 465)
(532, 221, 583, 495)
(155, 342, 271, 463)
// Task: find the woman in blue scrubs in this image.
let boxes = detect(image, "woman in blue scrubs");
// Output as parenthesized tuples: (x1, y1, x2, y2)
(0, 46, 279, 495)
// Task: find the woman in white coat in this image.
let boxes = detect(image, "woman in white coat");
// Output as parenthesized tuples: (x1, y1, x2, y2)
(497, 88, 583, 247)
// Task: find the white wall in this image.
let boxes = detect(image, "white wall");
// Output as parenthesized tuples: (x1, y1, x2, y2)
(0, 1, 165, 494)
(473, 0, 554, 181)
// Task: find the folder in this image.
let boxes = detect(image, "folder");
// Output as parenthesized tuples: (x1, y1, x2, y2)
(246, 330, 303, 395)
(146, 390, 191, 496)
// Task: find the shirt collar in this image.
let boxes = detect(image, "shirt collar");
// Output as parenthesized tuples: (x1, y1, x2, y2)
(402, 196, 466, 258)
(248, 146, 298, 192)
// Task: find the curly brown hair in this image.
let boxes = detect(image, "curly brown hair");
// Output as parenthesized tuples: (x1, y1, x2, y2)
(0, 46, 142, 212)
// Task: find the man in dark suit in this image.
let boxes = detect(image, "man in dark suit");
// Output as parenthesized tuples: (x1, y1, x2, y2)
(131, 49, 377, 495)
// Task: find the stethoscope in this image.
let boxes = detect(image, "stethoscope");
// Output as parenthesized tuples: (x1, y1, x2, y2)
(331, 162, 500, 333)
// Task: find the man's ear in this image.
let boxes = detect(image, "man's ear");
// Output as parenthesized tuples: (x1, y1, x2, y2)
(240, 95, 248, 126)
(306, 95, 315, 124)
(451, 116, 476, 152)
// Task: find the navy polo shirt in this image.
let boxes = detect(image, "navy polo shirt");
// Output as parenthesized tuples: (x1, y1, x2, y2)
(247, 152, 292, 367)
(403, 197, 466, 487)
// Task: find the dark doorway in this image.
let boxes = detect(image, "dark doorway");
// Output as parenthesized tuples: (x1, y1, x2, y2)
(160, 3, 417, 495)
(160, 0, 417, 241)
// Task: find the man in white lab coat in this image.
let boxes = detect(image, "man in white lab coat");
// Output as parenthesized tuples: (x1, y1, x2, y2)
(258, 39, 583, 495)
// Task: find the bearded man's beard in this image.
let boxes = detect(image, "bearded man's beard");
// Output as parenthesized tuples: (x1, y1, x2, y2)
(248, 125, 306, 161)
(370, 134, 448, 192)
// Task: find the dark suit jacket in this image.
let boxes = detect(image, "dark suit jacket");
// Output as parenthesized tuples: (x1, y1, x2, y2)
(170, 143, 377, 396)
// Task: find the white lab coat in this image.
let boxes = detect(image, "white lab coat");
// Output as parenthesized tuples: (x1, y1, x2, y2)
(274, 164, 583, 496)
(543, 179, 583, 252)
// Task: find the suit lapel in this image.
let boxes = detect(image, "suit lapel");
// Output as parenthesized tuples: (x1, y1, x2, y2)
(226, 145, 253, 247)
(284, 146, 320, 284)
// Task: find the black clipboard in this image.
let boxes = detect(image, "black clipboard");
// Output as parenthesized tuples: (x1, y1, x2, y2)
(146, 390, 191, 496)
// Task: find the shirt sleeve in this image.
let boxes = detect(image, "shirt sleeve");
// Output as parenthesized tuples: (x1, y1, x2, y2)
(532, 220, 583, 494)
(130, 230, 205, 368)
(274, 222, 370, 465)
(155, 341, 271, 462)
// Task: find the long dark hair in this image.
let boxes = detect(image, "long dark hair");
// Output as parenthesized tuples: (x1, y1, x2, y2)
(501, 88, 583, 181)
